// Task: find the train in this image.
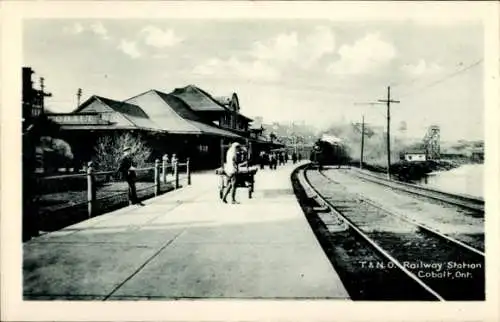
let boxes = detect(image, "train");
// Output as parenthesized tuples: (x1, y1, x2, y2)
(310, 134, 351, 168)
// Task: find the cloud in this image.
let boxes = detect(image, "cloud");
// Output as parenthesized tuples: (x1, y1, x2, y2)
(118, 39, 141, 59)
(302, 26, 336, 66)
(152, 53, 170, 59)
(193, 57, 279, 82)
(328, 32, 396, 75)
(401, 59, 442, 76)
(63, 22, 110, 40)
(251, 27, 336, 67)
(193, 26, 336, 81)
(252, 32, 299, 63)
(141, 26, 183, 48)
(63, 22, 84, 35)
(90, 22, 109, 40)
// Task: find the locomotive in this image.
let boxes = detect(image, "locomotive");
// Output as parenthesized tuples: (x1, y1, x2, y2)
(310, 135, 351, 168)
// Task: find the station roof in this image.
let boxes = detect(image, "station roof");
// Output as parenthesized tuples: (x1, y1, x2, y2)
(57, 92, 243, 139)
(171, 85, 226, 112)
(171, 85, 253, 122)
(125, 90, 242, 138)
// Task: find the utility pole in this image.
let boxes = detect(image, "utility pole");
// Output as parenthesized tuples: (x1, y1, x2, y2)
(39, 77, 52, 116)
(353, 102, 384, 170)
(77, 88, 82, 109)
(378, 86, 400, 179)
(360, 115, 365, 169)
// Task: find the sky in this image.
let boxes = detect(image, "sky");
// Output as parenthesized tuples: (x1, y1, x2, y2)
(23, 19, 484, 141)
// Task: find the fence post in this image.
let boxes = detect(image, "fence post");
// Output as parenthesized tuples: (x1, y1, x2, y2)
(186, 157, 191, 185)
(87, 161, 95, 218)
(174, 159, 179, 189)
(162, 154, 168, 183)
(154, 159, 161, 196)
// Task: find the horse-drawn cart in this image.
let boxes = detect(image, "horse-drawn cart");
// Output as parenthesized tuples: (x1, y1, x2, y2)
(216, 166, 258, 199)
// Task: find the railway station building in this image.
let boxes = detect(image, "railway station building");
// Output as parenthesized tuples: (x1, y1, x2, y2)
(46, 85, 282, 171)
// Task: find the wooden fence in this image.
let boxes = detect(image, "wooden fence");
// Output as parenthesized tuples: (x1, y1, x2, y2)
(31, 157, 192, 233)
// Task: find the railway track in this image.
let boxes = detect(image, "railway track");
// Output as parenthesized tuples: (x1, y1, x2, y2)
(350, 168, 484, 214)
(297, 165, 484, 301)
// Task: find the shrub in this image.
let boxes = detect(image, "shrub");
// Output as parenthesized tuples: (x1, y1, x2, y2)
(93, 133, 152, 171)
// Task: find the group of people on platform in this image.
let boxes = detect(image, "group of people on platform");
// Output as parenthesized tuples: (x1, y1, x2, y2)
(117, 142, 304, 206)
(258, 150, 302, 170)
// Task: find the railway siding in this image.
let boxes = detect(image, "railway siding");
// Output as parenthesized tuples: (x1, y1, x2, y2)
(299, 167, 485, 301)
(322, 169, 484, 250)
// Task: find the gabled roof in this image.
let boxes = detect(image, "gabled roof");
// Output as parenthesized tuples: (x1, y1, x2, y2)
(125, 90, 241, 138)
(171, 85, 226, 112)
(171, 85, 253, 122)
(94, 96, 148, 118)
(73, 95, 159, 131)
(154, 90, 243, 138)
(75, 95, 144, 116)
(66, 90, 248, 139)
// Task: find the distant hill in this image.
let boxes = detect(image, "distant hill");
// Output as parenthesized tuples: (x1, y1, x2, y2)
(441, 140, 484, 156)
(255, 118, 319, 146)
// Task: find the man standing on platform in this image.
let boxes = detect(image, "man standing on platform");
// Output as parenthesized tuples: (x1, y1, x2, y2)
(118, 146, 143, 206)
(222, 142, 242, 204)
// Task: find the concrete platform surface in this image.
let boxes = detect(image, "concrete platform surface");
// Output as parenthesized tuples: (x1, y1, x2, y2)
(23, 162, 349, 300)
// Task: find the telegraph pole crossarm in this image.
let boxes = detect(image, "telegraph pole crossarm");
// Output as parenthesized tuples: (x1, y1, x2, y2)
(353, 102, 385, 106)
(378, 86, 400, 179)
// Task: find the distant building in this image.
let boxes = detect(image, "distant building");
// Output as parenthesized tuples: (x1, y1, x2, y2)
(403, 150, 427, 162)
(248, 116, 265, 141)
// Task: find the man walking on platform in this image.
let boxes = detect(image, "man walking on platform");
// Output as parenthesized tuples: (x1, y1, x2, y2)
(118, 147, 143, 206)
(222, 142, 242, 204)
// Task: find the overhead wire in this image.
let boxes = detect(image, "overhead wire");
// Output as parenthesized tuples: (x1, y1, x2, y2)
(397, 59, 483, 98)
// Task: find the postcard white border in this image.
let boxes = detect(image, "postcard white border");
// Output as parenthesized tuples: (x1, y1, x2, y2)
(1, 1, 499, 321)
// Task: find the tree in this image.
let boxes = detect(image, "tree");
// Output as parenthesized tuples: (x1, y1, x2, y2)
(93, 133, 152, 171)
(38, 136, 74, 172)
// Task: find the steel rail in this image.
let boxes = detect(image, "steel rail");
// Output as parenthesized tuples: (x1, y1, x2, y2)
(351, 168, 484, 212)
(354, 168, 484, 203)
(319, 170, 485, 257)
(301, 166, 445, 301)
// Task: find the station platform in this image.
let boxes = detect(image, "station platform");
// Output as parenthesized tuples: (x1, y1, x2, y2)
(23, 162, 349, 300)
